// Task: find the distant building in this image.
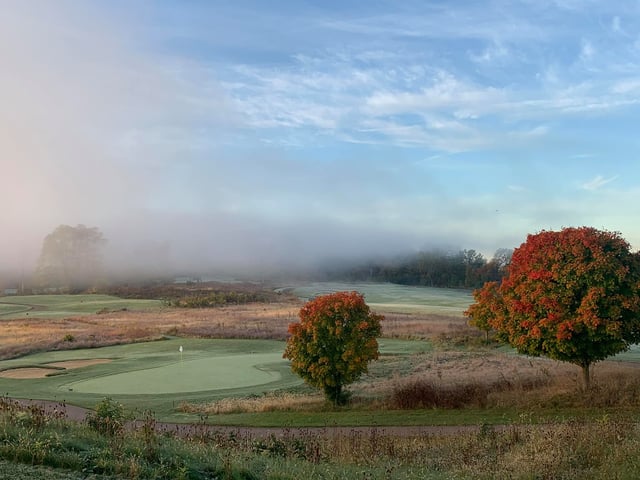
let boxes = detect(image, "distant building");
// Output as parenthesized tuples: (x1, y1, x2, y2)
(3, 288, 18, 296)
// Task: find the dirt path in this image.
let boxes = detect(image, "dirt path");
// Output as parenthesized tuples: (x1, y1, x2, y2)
(12, 398, 488, 439)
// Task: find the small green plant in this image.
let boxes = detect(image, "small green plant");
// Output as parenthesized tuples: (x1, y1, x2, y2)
(139, 410, 158, 461)
(86, 397, 125, 436)
(62, 333, 75, 342)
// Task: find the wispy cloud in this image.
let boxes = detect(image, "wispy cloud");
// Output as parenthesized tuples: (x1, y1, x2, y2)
(582, 175, 619, 190)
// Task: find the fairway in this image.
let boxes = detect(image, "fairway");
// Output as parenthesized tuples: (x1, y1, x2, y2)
(292, 282, 472, 315)
(0, 294, 162, 319)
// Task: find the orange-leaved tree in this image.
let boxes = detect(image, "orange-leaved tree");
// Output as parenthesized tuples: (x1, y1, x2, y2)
(466, 281, 504, 342)
(466, 227, 640, 388)
(283, 291, 383, 405)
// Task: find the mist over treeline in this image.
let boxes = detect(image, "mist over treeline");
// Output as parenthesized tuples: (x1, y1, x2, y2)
(0, 224, 511, 292)
(317, 248, 512, 289)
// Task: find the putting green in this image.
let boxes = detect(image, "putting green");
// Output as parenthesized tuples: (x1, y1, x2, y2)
(66, 353, 283, 395)
(0, 337, 432, 419)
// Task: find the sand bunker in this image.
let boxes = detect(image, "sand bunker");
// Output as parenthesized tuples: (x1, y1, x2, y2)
(0, 368, 59, 379)
(0, 358, 113, 379)
(45, 359, 112, 369)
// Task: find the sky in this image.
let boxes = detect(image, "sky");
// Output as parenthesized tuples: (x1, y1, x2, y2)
(2, 0, 640, 276)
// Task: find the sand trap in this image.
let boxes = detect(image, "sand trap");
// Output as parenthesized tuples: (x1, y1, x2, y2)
(45, 359, 112, 369)
(0, 359, 113, 379)
(0, 368, 59, 379)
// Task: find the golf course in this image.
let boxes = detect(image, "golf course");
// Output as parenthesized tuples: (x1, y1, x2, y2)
(0, 329, 430, 420)
(2, 285, 640, 479)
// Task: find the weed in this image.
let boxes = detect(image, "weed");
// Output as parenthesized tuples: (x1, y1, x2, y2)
(85, 397, 125, 437)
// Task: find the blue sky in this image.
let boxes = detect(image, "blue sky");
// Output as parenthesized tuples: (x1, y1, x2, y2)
(2, 1, 640, 274)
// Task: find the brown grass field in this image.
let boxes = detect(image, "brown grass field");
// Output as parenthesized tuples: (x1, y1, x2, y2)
(0, 300, 465, 359)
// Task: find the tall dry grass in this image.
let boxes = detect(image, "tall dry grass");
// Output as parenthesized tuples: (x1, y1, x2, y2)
(0, 301, 464, 360)
(0, 303, 301, 359)
(179, 392, 326, 415)
(199, 415, 640, 479)
(385, 355, 640, 410)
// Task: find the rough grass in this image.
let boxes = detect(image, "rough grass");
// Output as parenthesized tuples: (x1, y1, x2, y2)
(179, 391, 326, 415)
(0, 303, 300, 360)
(1, 396, 640, 479)
(0, 300, 461, 361)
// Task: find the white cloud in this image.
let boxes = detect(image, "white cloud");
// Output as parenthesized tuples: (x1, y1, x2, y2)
(582, 175, 619, 190)
(364, 72, 505, 116)
(612, 79, 640, 94)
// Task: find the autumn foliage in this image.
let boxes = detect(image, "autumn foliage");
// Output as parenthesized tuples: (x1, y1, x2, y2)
(466, 281, 504, 342)
(466, 227, 640, 388)
(283, 291, 383, 405)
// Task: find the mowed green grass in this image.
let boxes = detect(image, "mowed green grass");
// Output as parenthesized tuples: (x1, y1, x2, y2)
(292, 282, 472, 314)
(0, 294, 161, 319)
(0, 337, 427, 420)
(0, 339, 293, 415)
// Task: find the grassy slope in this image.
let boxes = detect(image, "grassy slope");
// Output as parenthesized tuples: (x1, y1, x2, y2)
(292, 282, 472, 314)
(0, 295, 161, 319)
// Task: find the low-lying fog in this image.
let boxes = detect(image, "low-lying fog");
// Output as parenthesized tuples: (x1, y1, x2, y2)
(2, 2, 639, 282)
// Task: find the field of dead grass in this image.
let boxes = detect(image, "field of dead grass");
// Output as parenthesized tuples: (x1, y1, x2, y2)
(0, 302, 300, 360)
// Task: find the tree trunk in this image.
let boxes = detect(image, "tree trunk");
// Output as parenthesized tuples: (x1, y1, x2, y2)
(324, 383, 345, 406)
(581, 362, 591, 390)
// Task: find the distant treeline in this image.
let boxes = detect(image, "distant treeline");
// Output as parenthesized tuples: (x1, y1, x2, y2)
(328, 248, 512, 289)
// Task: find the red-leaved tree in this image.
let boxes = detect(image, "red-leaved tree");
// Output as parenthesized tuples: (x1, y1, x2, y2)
(283, 291, 383, 405)
(466, 281, 504, 342)
(466, 227, 640, 388)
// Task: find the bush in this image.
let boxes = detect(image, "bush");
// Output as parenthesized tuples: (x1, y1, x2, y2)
(86, 397, 125, 437)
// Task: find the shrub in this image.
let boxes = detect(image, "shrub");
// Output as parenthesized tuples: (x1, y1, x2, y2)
(86, 397, 125, 437)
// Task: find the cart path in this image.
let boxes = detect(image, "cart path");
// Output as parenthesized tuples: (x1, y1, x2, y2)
(10, 398, 496, 438)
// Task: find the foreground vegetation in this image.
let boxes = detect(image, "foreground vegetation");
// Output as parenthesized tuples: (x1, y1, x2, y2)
(2, 396, 640, 479)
